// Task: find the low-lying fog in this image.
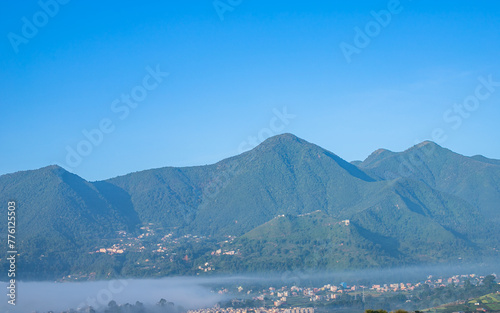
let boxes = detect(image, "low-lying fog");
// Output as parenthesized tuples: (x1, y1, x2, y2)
(1, 276, 229, 313)
(1, 262, 498, 313)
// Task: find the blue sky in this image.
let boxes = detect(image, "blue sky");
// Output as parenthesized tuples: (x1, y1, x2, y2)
(1, 0, 500, 181)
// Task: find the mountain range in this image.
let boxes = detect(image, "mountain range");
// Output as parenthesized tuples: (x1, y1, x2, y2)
(1, 134, 499, 280)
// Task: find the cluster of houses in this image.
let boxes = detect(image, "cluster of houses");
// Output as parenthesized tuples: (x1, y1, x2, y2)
(212, 249, 238, 256)
(90, 224, 212, 258)
(187, 307, 314, 313)
(212, 274, 491, 308)
(198, 262, 215, 272)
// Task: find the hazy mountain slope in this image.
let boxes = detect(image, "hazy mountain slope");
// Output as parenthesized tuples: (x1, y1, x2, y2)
(0, 165, 136, 278)
(360, 148, 397, 168)
(226, 211, 396, 270)
(224, 177, 490, 271)
(100, 134, 378, 236)
(358, 141, 500, 221)
(0, 165, 134, 244)
(471, 155, 500, 166)
(186, 134, 377, 235)
(103, 166, 209, 229)
(0, 134, 498, 279)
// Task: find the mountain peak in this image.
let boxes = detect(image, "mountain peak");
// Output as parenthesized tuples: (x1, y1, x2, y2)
(43, 164, 64, 171)
(361, 141, 447, 169)
(373, 148, 392, 155)
(39, 164, 72, 177)
(414, 140, 440, 149)
(404, 141, 450, 159)
(415, 140, 449, 150)
(361, 148, 396, 168)
(261, 133, 301, 144)
(253, 133, 310, 153)
(360, 141, 449, 169)
(250, 133, 375, 182)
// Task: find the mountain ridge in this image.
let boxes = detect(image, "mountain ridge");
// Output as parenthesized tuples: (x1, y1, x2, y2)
(5, 136, 499, 183)
(1, 134, 499, 280)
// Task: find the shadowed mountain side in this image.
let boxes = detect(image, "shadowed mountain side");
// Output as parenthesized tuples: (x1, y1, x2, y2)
(215, 206, 480, 273)
(101, 133, 377, 236)
(359, 141, 500, 222)
(104, 166, 207, 229)
(92, 181, 142, 230)
(221, 211, 399, 270)
(0, 165, 134, 244)
(187, 134, 377, 235)
(251, 134, 375, 182)
(0, 165, 138, 279)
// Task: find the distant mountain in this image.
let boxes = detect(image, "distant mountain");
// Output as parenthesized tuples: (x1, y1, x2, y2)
(0, 134, 499, 280)
(359, 148, 397, 168)
(358, 141, 500, 222)
(105, 133, 376, 236)
(471, 154, 500, 166)
(0, 165, 138, 278)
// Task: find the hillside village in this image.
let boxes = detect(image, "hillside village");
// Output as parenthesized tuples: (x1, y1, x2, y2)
(188, 307, 315, 313)
(88, 223, 235, 257)
(210, 273, 497, 310)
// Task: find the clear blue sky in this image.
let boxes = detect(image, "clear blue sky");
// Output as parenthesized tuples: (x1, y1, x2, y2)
(1, 0, 500, 181)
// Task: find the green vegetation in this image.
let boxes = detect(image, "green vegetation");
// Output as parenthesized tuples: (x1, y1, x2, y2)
(423, 291, 500, 313)
(359, 141, 500, 224)
(1, 134, 499, 280)
(416, 275, 500, 312)
(216, 275, 499, 313)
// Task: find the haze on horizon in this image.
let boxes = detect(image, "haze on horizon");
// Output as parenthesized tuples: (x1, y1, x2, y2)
(1, 262, 498, 313)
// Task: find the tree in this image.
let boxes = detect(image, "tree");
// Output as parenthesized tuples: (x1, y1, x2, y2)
(105, 300, 119, 313)
(135, 300, 145, 313)
(157, 298, 167, 307)
(464, 279, 473, 290)
(482, 274, 496, 289)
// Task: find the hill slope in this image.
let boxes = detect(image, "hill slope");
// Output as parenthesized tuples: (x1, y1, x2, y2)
(0, 134, 499, 279)
(0, 165, 138, 278)
(358, 141, 500, 222)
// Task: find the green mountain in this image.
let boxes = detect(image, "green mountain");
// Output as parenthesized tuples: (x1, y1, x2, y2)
(105, 133, 376, 236)
(472, 155, 500, 166)
(222, 211, 396, 271)
(212, 177, 491, 273)
(0, 165, 138, 278)
(0, 134, 499, 279)
(358, 141, 500, 222)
